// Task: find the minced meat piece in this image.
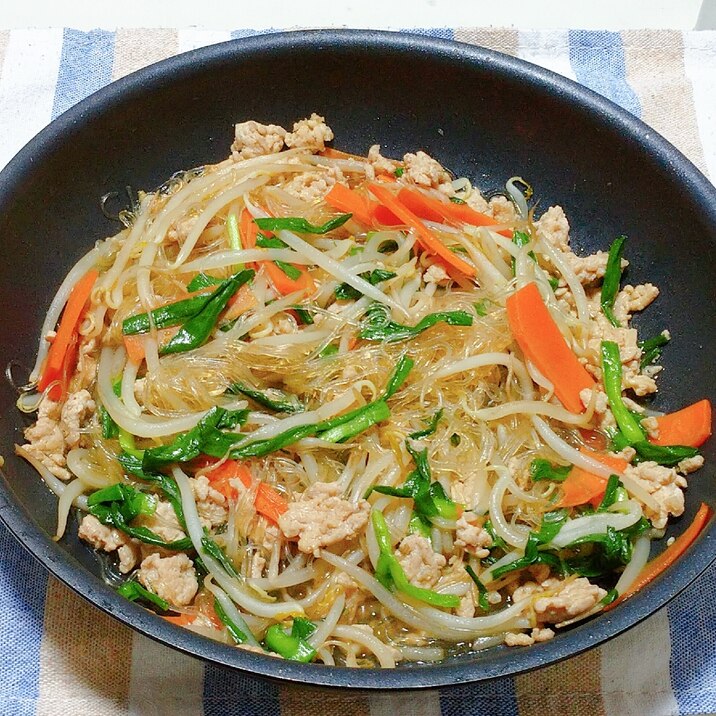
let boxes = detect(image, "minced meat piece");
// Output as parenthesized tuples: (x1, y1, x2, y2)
(282, 165, 344, 203)
(533, 577, 607, 625)
(623, 461, 686, 529)
(137, 553, 198, 607)
(190, 475, 228, 528)
(402, 150, 451, 189)
(78, 514, 138, 573)
(396, 534, 446, 589)
(534, 205, 570, 252)
(367, 144, 398, 175)
(505, 627, 555, 647)
(284, 113, 334, 153)
(612, 283, 659, 325)
(487, 196, 517, 224)
(59, 389, 95, 449)
(278, 481, 370, 556)
(453, 514, 492, 558)
(231, 120, 286, 160)
(677, 455, 704, 474)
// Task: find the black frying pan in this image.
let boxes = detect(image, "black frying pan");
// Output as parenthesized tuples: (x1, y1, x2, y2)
(0, 30, 713, 690)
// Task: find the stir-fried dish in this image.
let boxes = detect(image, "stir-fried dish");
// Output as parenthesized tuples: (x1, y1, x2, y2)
(16, 114, 712, 667)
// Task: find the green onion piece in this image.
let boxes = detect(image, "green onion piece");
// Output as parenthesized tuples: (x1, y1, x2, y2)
(318, 400, 390, 443)
(372, 510, 460, 608)
(632, 441, 699, 467)
(408, 511, 432, 538)
(228, 382, 304, 414)
(256, 235, 288, 249)
(186, 273, 224, 292)
(529, 458, 573, 483)
(273, 261, 302, 280)
(318, 343, 339, 358)
(394, 167, 404, 178)
(254, 214, 351, 235)
(98, 404, 119, 439)
(600, 588, 619, 606)
(473, 300, 488, 317)
(600, 341, 647, 444)
(360, 303, 473, 343)
(122, 293, 213, 335)
(382, 355, 414, 399)
(465, 565, 490, 611)
(160, 269, 255, 355)
(596, 474, 623, 512)
(213, 597, 249, 644)
(334, 269, 397, 300)
(408, 408, 444, 439)
(511, 230, 536, 274)
(118, 580, 169, 611)
(291, 306, 315, 325)
(118, 428, 143, 459)
(600, 235, 627, 327)
(450, 433, 461, 447)
(639, 331, 670, 369)
(201, 535, 239, 578)
(449, 196, 466, 204)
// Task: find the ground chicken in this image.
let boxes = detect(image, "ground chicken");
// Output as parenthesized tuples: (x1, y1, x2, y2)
(249, 552, 266, 579)
(139, 501, 186, 543)
(678, 455, 704, 474)
(190, 475, 228, 528)
(641, 416, 660, 440)
(278, 481, 370, 556)
(166, 214, 199, 244)
(282, 166, 343, 203)
(453, 514, 493, 558)
(579, 388, 617, 431)
(284, 113, 333, 152)
(78, 514, 138, 573)
(402, 150, 451, 189)
(23, 390, 94, 481)
(457, 590, 475, 618)
(396, 534, 446, 589)
(533, 577, 607, 625)
(564, 250, 610, 285)
(74, 338, 98, 391)
(534, 205, 571, 252)
(231, 120, 286, 160)
(367, 144, 398, 175)
(505, 627, 555, 647)
(623, 461, 686, 529)
(612, 283, 660, 325)
(423, 263, 450, 284)
(465, 190, 489, 213)
(487, 195, 517, 224)
(137, 553, 198, 607)
(59, 389, 95, 449)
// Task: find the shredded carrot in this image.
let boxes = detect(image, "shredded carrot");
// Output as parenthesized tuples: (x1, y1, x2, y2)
(239, 208, 258, 249)
(203, 458, 288, 523)
(324, 183, 401, 227)
(555, 448, 628, 509)
(318, 147, 363, 161)
(224, 283, 257, 321)
(367, 182, 477, 278)
(396, 187, 513, 238)
(608, 502, 712, 609)
(651, 399, 712, 448)
(506, 282, 595, 413)
(122, 334, 146, 365)
(38, 269, 99, 400)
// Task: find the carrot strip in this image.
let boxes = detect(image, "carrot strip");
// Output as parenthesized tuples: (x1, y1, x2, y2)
(123, 334, 146, 365)
(651, 399, 712, 448)
(367, 182, 477, 278)
(556, 448, 628, 508)
(324, 183, 375, 225)
(319, 147, 364, 161)
(506, 282, 595, 413)
(396, 187, 513, 238)
(38, 269, 99, 400)
(203, 459, 288, 523)
(239, 208, 258, 250)
(163, 612, 196, 626)
(224, 283, 257, 321)
(608, 502, 712, 608)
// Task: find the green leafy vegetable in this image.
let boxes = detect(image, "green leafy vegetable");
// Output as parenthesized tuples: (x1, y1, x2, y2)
(273, 260, 303, 280)
(264, 618, 317, 662)
(161, 269, 255, 355)
(318, 343, 339, 358)
(360, 303, 473, 343)
(254, 214, 351, 235)
(291, 306, 314, 325)
(394, 167, 404, 178)
(408, 408, 444, 439)
(334, 269, 397, 300)
(255, 235, 287, 249)
(633, 441, 699, 467)
(228, 382, 304, 414)
(600, 588, 619, 606)
(529, 458, 573, 483)
(122, 293, 213, 335)
(639, 331, 670, 369)
(600, 235, 627, 327)
(201, 535, 238, 577)
(98, 404, 119, 439)
(369, 440, 460, 523)
(601, 341, 647, 444)
(473, 301, 488, 317)
(449, 196, 466, 205)
(382, 355, 414, 399)
(465, 565, 490, 611)
(317, 400, 390, 443)
(213, 597, 249, 644)
(511, 230, 535, 274)
(372, 510, 460, 608)
(595, 474, 625, 512)
(186, 273, 224, 292)
(118, 580, 169, 611)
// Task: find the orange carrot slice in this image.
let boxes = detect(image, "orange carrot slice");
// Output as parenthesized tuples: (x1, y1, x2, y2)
(608, 502, 712, 609)
(38, 269, 99, 400)
(397, 187, 513, 238)
(506, 282, 595, 413)
(367, 182, 477, 278)
(324, 183, 401, 227)
(651, 399, 712, 448)
(556, 449, 628, 508)
(122, 334, 146, 365)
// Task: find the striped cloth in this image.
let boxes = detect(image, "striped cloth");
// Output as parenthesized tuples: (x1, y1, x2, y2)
(0, 26, 714, 716)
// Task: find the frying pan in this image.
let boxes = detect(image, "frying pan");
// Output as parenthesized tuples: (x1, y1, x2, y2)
(0, 30, 713, 690)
